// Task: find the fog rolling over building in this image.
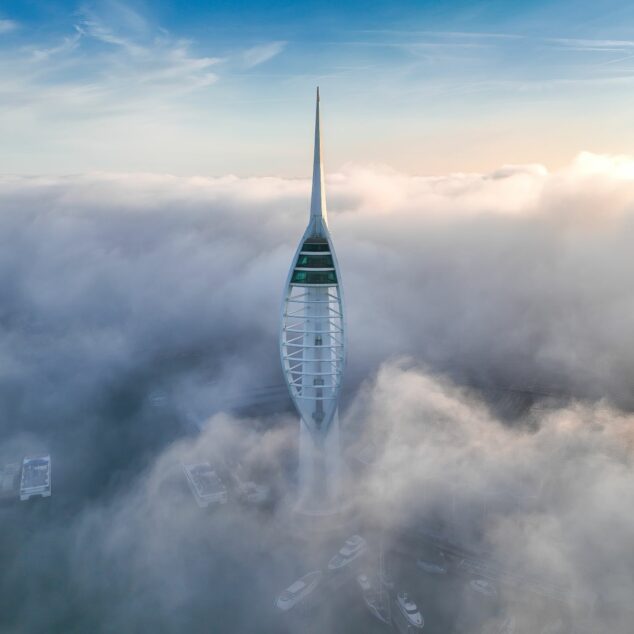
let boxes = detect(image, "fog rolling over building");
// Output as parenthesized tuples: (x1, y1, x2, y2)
(280, 89, 346, 516)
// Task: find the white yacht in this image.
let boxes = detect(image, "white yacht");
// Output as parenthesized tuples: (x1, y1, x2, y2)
(393, 592, 424, 631)
(20, 455, 51, 501)
(275, 571, 322, 611)
(327, 534, 367, 571)
(357, 574, 391, 625)
(469, 578, 498, 598)
(416, 550, 447, 575)
(356, 573, 372, 593)
(366, 594, 391, 626)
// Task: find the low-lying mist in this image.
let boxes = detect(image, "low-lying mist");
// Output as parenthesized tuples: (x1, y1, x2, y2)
(1, 153, 633, 632)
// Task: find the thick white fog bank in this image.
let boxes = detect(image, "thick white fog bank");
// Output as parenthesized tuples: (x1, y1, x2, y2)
(344, 361, 634, 632)
(1, 154, 634, 632)
(5, 152, 634, 410)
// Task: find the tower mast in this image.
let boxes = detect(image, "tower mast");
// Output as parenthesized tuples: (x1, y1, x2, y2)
(309, 87, 328, 233)
(280, 89, 346, 516)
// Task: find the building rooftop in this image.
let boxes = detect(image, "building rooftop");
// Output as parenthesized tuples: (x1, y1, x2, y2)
(182, 462, 227, 507)
(20, 455, 51, 500)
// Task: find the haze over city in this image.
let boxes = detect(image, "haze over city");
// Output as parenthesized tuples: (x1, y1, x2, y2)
(1, 1, 634, 633)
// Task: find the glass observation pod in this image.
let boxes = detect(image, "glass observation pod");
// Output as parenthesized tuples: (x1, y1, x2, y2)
(281, 232, 345, 440)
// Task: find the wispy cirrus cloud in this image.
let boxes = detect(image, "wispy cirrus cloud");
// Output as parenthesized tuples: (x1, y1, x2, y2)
(5, 2, 634, 176)
(0, 4, 221, 119)
(546, 37, 634, 50)
(0, 18, 18, 34)
(241, 40, 287, 68)
(0, 2, 288, 126)
(74, 4, 221, 90)
(28, 32, 82, 62)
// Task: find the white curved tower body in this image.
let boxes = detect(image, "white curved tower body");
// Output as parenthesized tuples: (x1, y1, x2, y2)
(280, 89, 346, 516)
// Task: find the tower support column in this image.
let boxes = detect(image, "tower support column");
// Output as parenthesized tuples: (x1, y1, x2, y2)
(296, 411, 342, 516)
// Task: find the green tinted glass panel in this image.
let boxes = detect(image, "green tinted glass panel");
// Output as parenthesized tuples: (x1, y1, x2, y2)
(301, 241, 330, 252)
(296, 254, 334, 268)
(291, 270, 338, 284)
(291, 270, 307, 283)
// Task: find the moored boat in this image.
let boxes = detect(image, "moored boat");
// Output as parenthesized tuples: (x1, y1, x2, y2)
(469, 578, 497, 598)
(356, 573, 391, 625)
(393, 591, 424, 631)
(416, 549, 447, 575)
(327, 534, 367, 571)
(275, 570, 322, 611)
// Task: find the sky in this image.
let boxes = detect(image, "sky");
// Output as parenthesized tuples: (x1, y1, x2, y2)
(3, 0, 634, 175)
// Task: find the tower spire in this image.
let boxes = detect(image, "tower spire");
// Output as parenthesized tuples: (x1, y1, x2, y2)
(280, 89, 346, 517)
(309, 86, 328, 232)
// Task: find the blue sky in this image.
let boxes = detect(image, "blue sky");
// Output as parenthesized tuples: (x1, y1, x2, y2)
(3, 0, 634, 175)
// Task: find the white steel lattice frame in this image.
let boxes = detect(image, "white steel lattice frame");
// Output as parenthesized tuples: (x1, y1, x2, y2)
(280, 234, 346, 438)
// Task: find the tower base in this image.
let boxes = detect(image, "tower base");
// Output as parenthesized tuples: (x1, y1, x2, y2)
(296, 411, 342, 516)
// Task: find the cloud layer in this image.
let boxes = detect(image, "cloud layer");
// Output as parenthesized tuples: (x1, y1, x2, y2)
(1, 154, 634, 631)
